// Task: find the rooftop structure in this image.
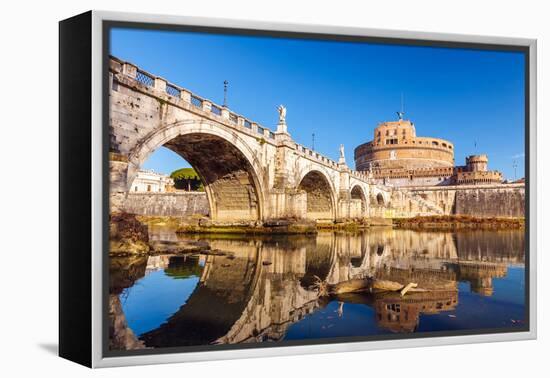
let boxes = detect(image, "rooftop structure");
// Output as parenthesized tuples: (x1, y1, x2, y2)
(131, 170, 174, 193)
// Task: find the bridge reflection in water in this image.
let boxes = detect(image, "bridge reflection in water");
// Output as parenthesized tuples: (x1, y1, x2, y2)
(108, 229, 525, 351)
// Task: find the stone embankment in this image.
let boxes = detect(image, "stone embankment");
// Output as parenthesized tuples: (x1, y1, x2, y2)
(393, 215, 524, 231)
(176, 217, 317, 235)
(123, 192, 209, 217)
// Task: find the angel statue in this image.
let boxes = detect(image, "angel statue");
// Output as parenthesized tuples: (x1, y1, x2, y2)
(339, 144, 345, 159)
(278, 104, 287, 124)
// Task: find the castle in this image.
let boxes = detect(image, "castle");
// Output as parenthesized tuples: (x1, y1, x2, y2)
(354, 116, 503, 187)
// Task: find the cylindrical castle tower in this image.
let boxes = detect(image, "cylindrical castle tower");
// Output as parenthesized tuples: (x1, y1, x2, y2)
(465, 154, 488, 172)
(354, 119, 455, 172)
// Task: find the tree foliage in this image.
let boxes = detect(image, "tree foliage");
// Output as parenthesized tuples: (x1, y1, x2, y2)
(170, 168, 204, 191)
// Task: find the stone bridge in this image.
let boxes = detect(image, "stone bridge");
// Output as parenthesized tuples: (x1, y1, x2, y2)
(109, 56, 401, 223)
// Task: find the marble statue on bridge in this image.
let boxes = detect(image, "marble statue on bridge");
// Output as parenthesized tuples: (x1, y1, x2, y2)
(277, 104, 287, 124)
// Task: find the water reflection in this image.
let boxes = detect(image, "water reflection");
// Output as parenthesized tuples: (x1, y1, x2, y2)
(109, 229, 525, 350)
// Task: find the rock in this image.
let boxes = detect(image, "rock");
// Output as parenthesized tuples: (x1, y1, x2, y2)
(109, 295, 145, 350)
(109, 213, 150, 255)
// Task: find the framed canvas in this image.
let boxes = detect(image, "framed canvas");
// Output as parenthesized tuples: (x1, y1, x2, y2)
(59, 10, 537, 368)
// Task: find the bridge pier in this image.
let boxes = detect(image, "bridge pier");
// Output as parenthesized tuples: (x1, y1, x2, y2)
(109, 153, 130, 213)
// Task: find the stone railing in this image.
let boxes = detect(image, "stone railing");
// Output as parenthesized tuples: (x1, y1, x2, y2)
(110, 56, 277, 143)
(293, 142, 339, 168)
(375, 184, 393, 192)
(349, 170, 370, 181)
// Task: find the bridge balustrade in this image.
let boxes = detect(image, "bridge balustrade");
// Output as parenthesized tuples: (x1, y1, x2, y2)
(190, 94, 203, 108)
(165, 84, 181, 97)
(136, 70, 154, 87)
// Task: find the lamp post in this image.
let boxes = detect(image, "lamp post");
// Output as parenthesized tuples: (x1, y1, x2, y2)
(223, 80, 228, 107)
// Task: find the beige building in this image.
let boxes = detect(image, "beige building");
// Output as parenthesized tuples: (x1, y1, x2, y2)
(354, 117, 502, 187)
(131, 170, 174, 193)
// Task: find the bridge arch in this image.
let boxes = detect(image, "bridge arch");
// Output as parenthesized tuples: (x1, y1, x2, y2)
(127, 120, 266, 222)
(297, 169, 337, 221)
(350, 184, 368, 216)
(376, 193, 385, 206)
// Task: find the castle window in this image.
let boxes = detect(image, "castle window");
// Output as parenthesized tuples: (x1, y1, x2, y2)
(147, 184, 151, 192)
(432, 141, 439, 146)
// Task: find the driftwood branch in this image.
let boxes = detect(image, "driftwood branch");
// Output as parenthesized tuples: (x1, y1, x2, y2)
(315, 277, 435, 297)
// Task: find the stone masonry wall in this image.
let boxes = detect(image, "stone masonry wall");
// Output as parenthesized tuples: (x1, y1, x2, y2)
(123, 192, 209, 217)
(407, 184, 525, 218)
(454, 187, 525, 218)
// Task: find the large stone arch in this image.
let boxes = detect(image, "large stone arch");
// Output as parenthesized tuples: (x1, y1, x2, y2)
(370, 187, 390, 206)
(127, 120, 266, 222)
(350, 184, 368, 216)
(297, 168, 337, 221)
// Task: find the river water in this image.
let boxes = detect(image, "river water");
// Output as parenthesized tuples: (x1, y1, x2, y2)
(108, 228, 526, 351)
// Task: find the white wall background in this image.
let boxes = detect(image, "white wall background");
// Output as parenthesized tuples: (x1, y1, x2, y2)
(0, 0, 546, 376)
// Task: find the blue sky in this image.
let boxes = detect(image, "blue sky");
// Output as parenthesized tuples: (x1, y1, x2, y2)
(111, 28, 526, 180)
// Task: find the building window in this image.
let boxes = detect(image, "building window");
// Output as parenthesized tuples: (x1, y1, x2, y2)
(147, 184, 151, 192)
(134, 186, 138, 192)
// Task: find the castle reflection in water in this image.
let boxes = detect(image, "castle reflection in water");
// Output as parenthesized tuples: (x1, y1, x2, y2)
(109, 229, 525, 351)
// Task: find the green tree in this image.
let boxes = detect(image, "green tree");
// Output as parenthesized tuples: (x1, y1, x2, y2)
(170, 168, 204, 191)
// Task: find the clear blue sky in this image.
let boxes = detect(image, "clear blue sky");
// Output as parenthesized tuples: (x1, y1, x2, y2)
(111, 28, 526, 180)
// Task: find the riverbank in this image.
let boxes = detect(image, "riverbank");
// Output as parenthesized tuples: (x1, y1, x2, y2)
(393, 215, 525, 230)
(109, 213, 525, 256)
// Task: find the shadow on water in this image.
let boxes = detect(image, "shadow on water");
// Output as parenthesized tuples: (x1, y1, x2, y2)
(108, 228, 525, 351)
